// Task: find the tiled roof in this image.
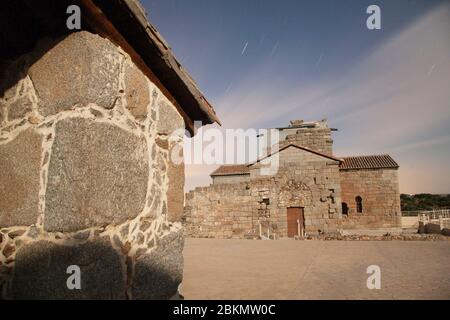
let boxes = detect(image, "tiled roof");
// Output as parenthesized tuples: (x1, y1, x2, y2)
(210, 165, 250, 176)
(339, 155, 399, 170)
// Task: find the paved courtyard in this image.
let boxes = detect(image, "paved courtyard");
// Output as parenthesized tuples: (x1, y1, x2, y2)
(182, 238, 450, 300)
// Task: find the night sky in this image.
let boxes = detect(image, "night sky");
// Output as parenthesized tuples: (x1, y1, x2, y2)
(142, 0, 450, 193)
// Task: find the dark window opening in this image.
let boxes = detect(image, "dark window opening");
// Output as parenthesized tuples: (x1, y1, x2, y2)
(342, 202, 348, 216)
(355, 196, 363, 213)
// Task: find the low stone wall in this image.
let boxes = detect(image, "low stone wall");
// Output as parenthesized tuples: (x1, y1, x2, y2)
(419, 220, 450, 236)
(401, 216, 420, 229)
(0, 31, 185, 299)
(444, 220, 450, 229)
(424, 223, 442, 234)
(303, 233, 450, 241)
(184, 182, 258, 239)
(342, 228, 403, 236)
(417, 218, 450, 238)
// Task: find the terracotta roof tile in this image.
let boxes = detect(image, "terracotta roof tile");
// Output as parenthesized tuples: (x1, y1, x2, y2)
(339, 155, 399, 170)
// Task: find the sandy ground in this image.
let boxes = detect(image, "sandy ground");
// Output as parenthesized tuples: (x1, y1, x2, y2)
(182, 238, 450, 300)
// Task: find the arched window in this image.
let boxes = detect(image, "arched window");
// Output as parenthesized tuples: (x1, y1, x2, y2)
(342, 202, 348, 216)
(355, 196, 363, 213)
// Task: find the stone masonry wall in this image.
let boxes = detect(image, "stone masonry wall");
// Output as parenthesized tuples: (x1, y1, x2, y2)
(340, 168, 401, 230)
(253, 146, 342, 235)
(212, 174, 250, 185)
(184, 183, 257, 239)
(0, 31, 185, 299)
(282, 128, 333, 156)
(184, 146, 342, 238)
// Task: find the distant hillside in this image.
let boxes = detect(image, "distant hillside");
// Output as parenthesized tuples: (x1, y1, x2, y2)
(401, 194, 450, 211)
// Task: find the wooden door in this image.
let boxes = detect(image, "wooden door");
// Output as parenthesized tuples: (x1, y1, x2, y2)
(287, 207, 304, 237)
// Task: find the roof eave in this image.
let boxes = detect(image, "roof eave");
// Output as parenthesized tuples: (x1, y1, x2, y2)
(83, 0, 220, 134)
(210, 173, 250, 177)
(339, 166, 399, 170)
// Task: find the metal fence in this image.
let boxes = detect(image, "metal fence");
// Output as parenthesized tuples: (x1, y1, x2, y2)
(401, 209, 450, 218)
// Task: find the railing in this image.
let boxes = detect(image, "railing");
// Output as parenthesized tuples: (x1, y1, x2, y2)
(401, 209, 450, 218)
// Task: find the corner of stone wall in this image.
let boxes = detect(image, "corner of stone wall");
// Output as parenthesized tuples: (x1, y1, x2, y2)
(0, 31, 185, 299)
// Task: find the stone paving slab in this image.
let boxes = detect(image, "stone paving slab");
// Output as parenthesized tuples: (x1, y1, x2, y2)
(182, 238, 450, 300)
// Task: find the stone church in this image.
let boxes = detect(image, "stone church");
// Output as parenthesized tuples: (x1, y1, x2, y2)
(184, 119, 401, 238)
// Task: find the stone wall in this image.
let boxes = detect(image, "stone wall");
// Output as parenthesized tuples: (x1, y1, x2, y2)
(0, 31, 185, 299)
(282, 128, 333, 156)
(420, 219, 450, 236)
(212, 174, 250, 185)
(184, 183, 257, 239)
(340, 168, 401, 230)
(184, 146, 342, 238)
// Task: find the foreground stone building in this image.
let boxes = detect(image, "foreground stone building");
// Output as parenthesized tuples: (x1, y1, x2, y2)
(0, 0, 218, 299)
(184, 120, 401, 238)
